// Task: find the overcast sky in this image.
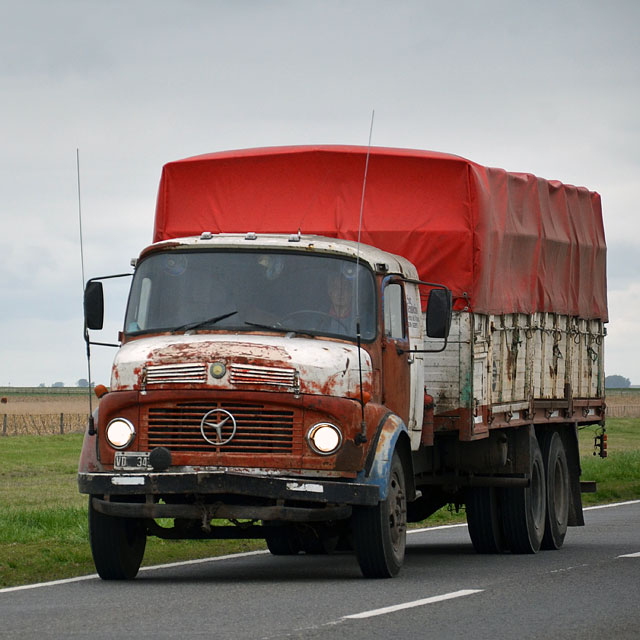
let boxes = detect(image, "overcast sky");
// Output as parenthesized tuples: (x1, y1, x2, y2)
(1, 0, 638, 387)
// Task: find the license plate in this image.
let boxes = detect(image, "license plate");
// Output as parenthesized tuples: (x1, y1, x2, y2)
(114, 451, 150, 470)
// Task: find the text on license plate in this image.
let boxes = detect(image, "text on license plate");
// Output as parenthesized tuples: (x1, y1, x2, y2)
(114, 452, 150, 470)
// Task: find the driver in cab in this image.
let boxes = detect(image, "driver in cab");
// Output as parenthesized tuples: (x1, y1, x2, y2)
(325, 266, 356, 336)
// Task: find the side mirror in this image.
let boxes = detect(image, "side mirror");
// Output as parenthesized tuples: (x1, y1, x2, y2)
(426, 288, 452, 339)
(84, 281, 104, 330)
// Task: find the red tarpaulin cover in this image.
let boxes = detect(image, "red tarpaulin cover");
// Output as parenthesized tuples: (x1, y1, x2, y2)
(153, 146, 607, 321)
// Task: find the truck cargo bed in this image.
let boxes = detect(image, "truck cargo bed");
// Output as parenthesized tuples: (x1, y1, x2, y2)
(424, 311, 605, 441)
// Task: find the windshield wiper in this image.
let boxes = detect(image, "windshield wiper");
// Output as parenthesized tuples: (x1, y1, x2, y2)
(244, 321, 292, 333)
(244, 321, 319, 338)
(173, 310, 238, 333)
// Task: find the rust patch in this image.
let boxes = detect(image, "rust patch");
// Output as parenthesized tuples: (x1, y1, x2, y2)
(421, 393, 434, 446)
(506, 346, 514, 381)
(145, 340, 292, 367)
(138, 241, 183, 261)
(334, 439, 365, 470)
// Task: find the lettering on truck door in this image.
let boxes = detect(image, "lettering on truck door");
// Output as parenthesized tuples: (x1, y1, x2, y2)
(405, 283, 425, 437)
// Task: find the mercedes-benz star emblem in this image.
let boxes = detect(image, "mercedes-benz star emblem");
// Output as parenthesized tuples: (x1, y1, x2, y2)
(200, 408, 237, 446)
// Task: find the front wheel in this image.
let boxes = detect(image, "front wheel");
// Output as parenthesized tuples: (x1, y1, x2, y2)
(89, 496, 147, 580)
(352, 451, 407, 578)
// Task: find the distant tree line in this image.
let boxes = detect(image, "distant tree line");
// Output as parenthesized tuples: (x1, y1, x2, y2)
(605, 374, 631, 389)
(36, 379, 95, 388)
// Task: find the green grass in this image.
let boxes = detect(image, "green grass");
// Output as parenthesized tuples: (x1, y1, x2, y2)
(0, 434, 263, 588)
(1, 419, 638, 588)
(577, 418, 640, 505)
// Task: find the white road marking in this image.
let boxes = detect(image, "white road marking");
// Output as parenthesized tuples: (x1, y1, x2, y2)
(136, 549, 268, 573)
(0, 573, 98, 594)
(268, 589, 485, 639)
(0, 550, 268, 594)
(583, 499, 640, 511)
(343, 589, 484, 620)
(409, 523, 467, 534)
(618, 552, 640, 558)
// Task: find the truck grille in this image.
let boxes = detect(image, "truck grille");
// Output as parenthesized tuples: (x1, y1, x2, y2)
(146, 363, 208, 384)
(230, 363, 297, 388)
(144, 401, 299, 454)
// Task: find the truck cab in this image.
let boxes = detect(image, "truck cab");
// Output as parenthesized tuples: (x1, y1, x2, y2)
(79, 232, 451, 579)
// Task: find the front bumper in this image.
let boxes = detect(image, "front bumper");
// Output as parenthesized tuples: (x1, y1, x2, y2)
(78, 470, 379, 521)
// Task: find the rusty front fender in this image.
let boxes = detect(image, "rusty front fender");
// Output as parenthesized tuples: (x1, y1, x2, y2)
(356, 412, 413, 502)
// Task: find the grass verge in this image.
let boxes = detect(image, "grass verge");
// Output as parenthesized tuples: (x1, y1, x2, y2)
(1, 418, 638, 588)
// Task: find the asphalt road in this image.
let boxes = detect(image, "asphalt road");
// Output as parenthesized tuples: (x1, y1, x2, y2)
(2, 501, 639, 640)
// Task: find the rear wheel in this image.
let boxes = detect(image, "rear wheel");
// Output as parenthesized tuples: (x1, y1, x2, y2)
(352, 451, 407, 578)
(500, 435, 546, 554)
(539, 431, 570, 550)
(466, 486, 506, 553)
(89, 497, 146, 580)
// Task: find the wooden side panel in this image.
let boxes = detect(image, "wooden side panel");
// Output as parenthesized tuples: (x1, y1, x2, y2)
(423, 312, 472, 414)
(422, 310, 605, 435)
(473, 314, 489, 408)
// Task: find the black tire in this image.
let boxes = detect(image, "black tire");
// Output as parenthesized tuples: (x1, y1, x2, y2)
(466, 486, 506, 554)
(88, 497, 146, 580)
(300, 528, 340, 555)
(352, 451, 407, 578)
(500, 435, 546, 554)
(264, 525, 301, 556)
(539, 431, 570, 550)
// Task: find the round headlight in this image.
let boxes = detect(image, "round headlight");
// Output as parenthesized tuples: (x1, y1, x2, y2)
(307, 423, 342, 455)
(106, 418, 136, 449)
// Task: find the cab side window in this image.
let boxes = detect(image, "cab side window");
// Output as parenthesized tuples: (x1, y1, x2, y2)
(383, 283, 405, 340)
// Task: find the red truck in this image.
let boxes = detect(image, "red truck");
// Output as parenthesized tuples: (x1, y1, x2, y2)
(79, 146, 607, 579)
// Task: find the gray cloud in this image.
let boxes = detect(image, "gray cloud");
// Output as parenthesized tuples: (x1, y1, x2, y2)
(1, 0, 639, 385)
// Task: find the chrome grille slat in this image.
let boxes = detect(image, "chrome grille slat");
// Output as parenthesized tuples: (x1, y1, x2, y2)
(146, 363, 207, 384)
(230, 364, 297, 387)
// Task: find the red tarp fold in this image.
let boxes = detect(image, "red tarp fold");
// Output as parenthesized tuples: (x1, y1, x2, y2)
(153, 146, 607, 321)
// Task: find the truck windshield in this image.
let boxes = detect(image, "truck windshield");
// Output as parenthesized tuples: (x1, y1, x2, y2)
(124, 250, 377, 341)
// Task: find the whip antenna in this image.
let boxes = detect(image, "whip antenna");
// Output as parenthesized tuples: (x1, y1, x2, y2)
(77, 149, 95, 432)
(354, 110, 375, 445)
(77, 149, 86, 289)
(356, 110, 374, 269)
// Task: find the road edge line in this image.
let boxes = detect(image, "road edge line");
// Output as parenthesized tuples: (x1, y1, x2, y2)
(0, 550, 269, 594)
(583, 499, 640, 511)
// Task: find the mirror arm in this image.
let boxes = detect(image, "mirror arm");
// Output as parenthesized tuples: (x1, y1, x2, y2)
(393, 276, 450, 290)
(86, 272, 134, 283)
(397, 337, 449, 355)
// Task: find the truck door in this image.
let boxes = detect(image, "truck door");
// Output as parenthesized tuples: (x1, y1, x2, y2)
(381, 280, 411, 424)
